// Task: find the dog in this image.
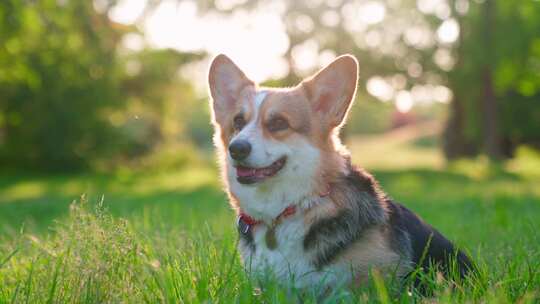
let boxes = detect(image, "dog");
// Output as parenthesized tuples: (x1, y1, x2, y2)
(207, 54, 473, 290)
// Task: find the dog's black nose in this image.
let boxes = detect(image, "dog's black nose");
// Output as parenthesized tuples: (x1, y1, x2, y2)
(229, 140, 251, 160)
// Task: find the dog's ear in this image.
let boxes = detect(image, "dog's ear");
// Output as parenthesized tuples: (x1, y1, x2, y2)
(301, 55, 358, 129)
(208, 54, 254, 118)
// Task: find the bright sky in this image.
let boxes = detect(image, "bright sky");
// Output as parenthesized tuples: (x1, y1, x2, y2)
(109, 0, 290, 83)
(108, 0, 458, 112)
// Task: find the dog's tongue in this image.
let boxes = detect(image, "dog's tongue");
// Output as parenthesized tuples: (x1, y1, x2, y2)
(237, 167, 257, 178)
(236, 166, 275, 178)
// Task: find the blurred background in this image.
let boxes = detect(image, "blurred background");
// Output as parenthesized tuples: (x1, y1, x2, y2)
(0, 0, 539, 231)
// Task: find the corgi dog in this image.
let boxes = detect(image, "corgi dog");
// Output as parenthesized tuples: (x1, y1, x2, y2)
(208, 54, 473, 289)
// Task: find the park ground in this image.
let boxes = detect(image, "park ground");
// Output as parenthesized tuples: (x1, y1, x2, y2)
(1, 128, 539, 303)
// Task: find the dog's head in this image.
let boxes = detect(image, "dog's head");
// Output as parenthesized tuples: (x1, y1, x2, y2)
(208, 54, 358, 217)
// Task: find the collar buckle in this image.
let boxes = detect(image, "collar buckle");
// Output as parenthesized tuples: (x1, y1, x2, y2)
(237, 216, 249, 234)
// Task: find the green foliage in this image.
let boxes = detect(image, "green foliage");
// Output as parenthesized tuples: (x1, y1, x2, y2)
(0, 0, 125, 170)
(0, 1, 203, 171)
(347, 95, 393, 134)
(2, 0, 538, 171)
(183, 97, 214, 149)
(446, 0, 540, 157)
(110, 49, 204, 163)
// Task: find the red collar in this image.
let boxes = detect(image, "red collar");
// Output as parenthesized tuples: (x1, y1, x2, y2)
(239, 205, 296, 227)
(237, 186, 331, 235)
(237, 205, 296, 235)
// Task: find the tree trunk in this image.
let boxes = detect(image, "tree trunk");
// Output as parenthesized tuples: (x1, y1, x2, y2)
(444, 94, 467, 159)
(481, 67, 502, 159)
(481, 0, 503, 159)
(443, 0, 468, 159)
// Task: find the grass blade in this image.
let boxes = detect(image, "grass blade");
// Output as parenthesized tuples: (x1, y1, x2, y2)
(0, 248, 19, 269)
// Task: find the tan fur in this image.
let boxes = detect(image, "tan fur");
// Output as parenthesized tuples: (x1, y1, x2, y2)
(258, 89, 312, 140)
(303, 198, 340, 227)
(339, 228, 411, 284)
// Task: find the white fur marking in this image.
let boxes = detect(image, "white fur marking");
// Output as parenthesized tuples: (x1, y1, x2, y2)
(253, 91, 267, 112)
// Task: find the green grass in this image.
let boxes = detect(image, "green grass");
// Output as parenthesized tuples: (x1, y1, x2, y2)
(0, 150, 539, 302)
(347, 121, 446, 170)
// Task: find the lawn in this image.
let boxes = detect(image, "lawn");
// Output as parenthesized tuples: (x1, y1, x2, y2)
(0, 142, 539, 303)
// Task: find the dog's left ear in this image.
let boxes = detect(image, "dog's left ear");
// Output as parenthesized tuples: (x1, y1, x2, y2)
(301, 55, 358, 129)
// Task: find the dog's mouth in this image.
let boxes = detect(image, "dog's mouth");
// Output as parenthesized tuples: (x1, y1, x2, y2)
(234, 156, 287, 184)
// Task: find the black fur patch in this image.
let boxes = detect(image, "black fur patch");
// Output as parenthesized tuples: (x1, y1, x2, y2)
(304, 164, 387, 269)
(345, 165, 380, 198)
(387, 201, 474, 279)
(303, 209, 361, 269)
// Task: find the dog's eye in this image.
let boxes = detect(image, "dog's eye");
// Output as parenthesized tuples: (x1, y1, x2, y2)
(267, 117, 289, 132)
(233, 115, 246, 131)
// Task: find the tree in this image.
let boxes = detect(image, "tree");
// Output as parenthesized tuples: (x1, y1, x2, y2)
(0, 0, 126, 170)
(444, 0, 540, 159)
(0, 0, 203, 171)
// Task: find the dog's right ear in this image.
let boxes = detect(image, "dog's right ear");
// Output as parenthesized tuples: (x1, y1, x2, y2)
(208, 54, 254, 118)
(301, 55, 358, 131)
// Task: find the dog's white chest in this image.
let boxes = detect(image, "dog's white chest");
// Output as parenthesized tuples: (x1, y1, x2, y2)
(239, 216, 350, 288)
